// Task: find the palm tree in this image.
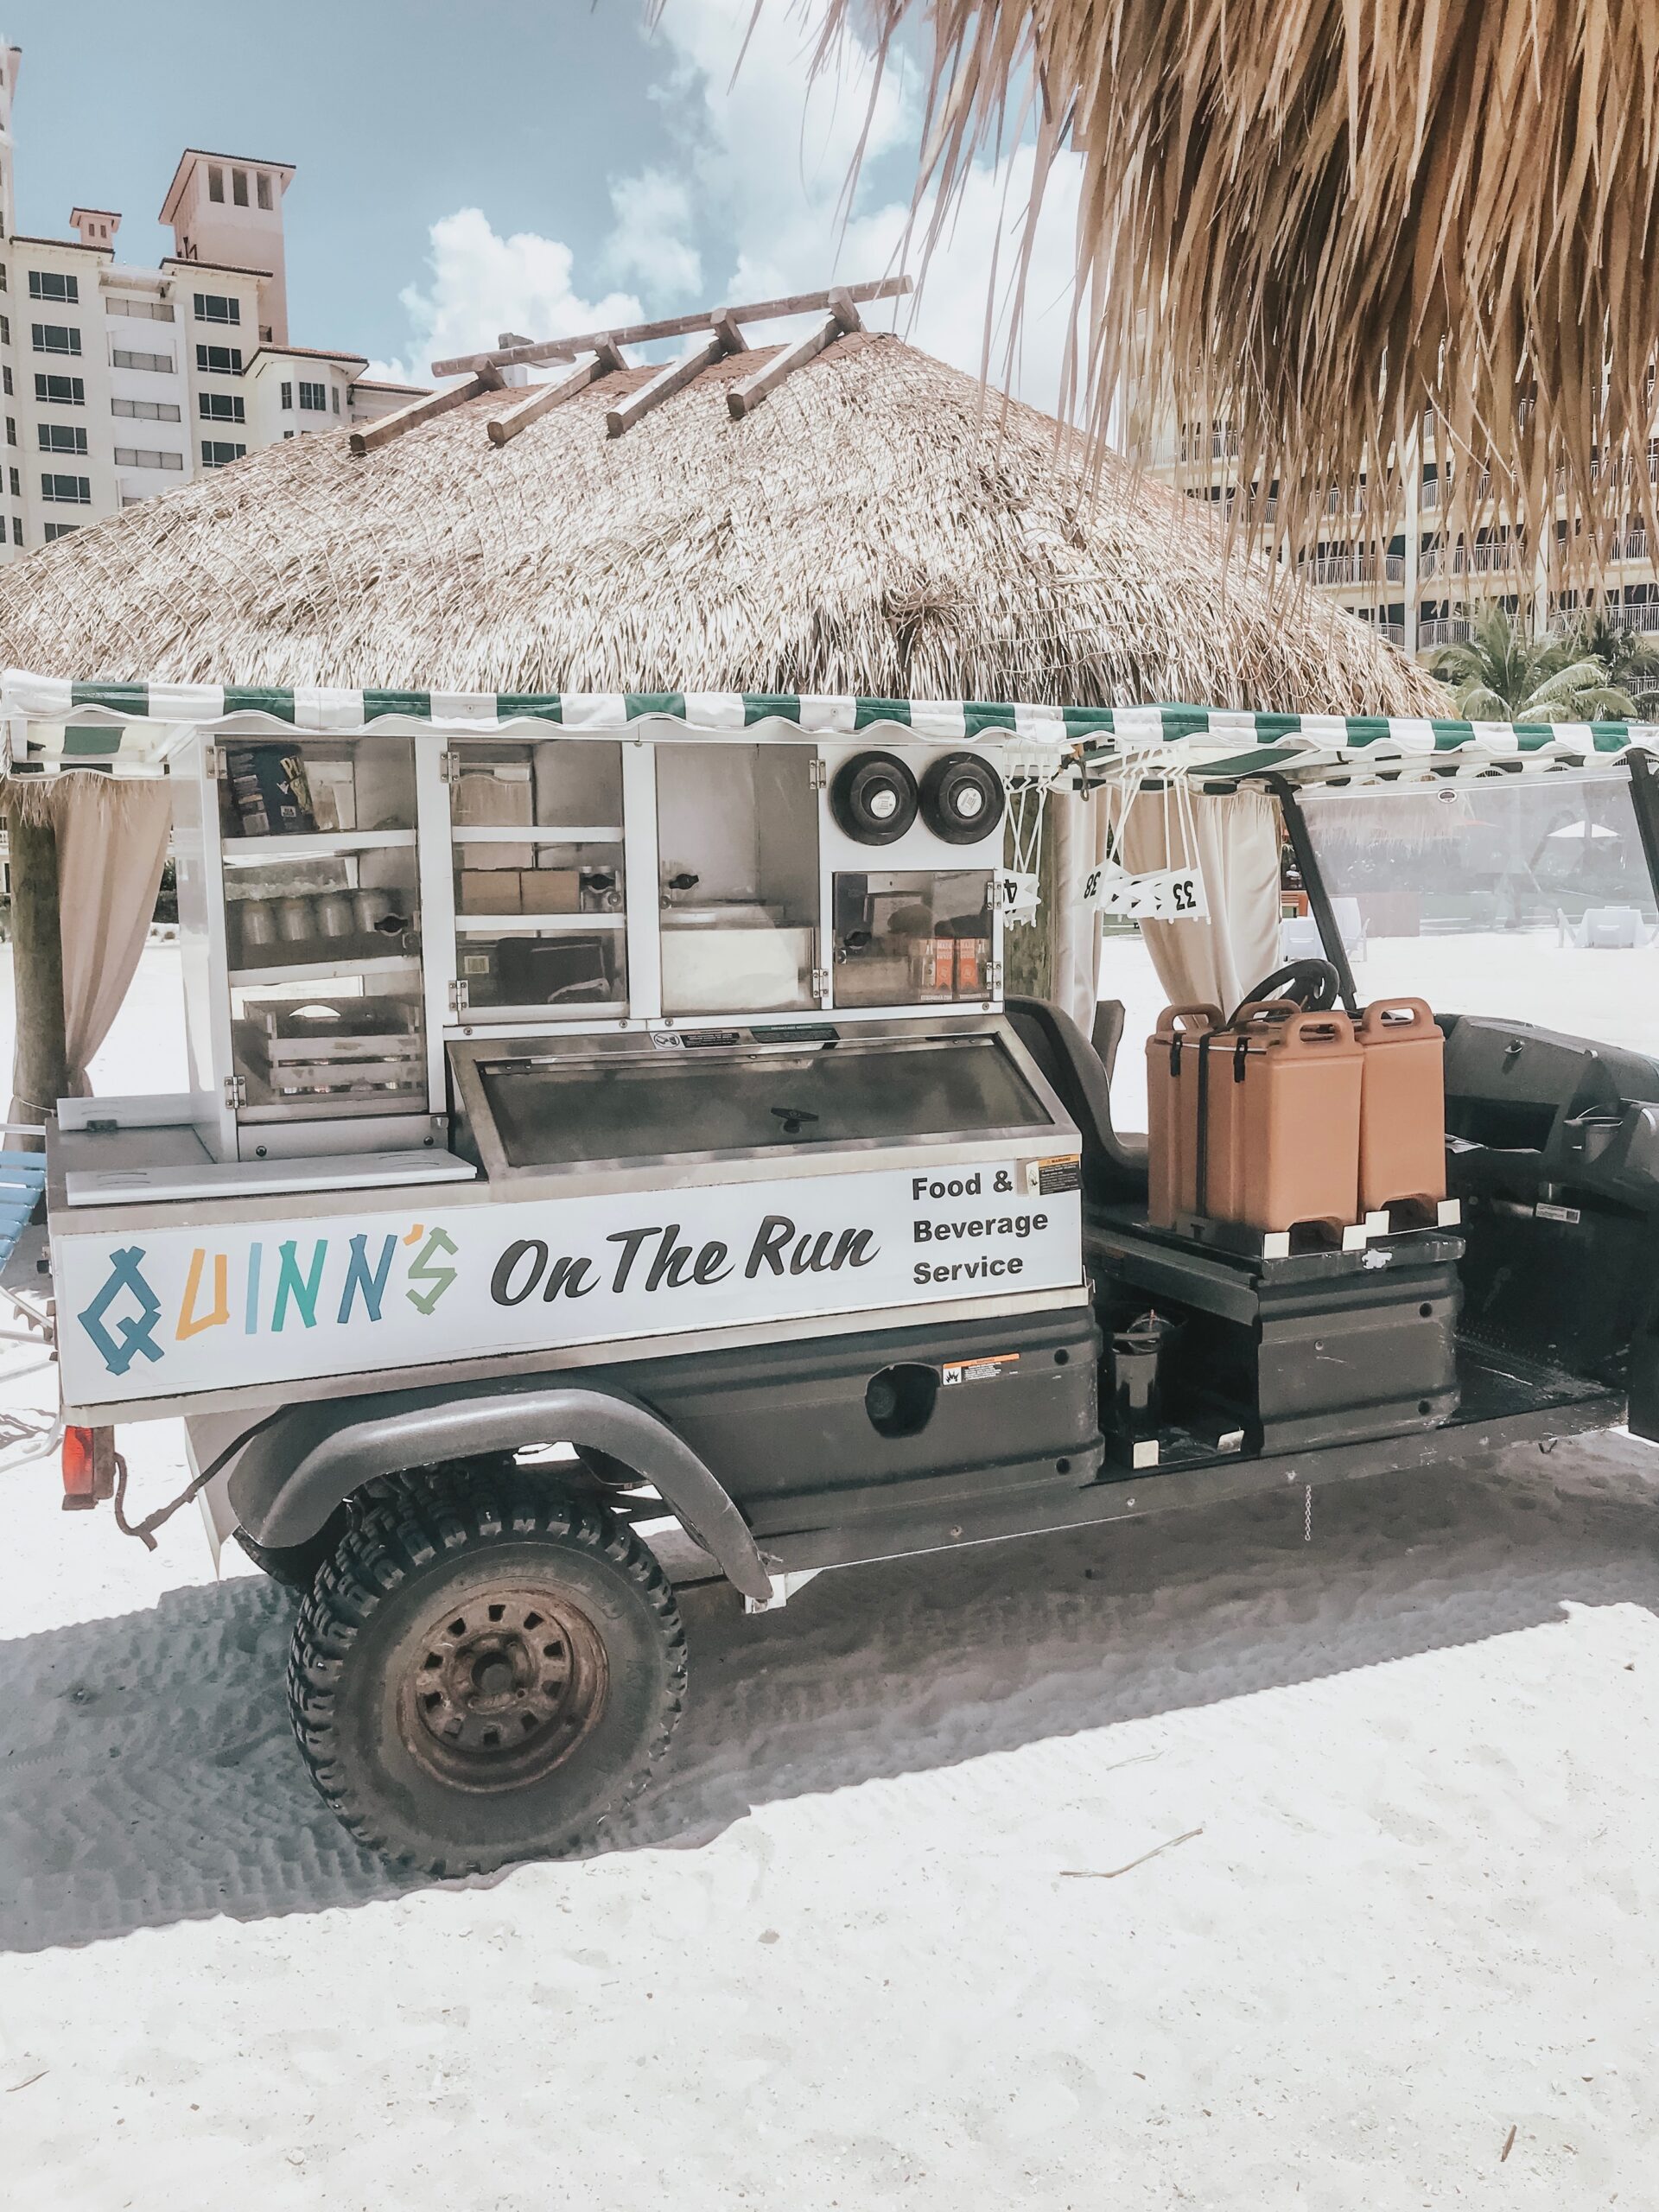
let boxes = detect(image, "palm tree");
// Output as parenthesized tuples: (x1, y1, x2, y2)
(1425, 607, 1637, 722)
(1571, 609, 1659, 708)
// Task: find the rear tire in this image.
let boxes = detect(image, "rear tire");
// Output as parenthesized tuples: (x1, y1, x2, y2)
(287, 1471, 686, 1875)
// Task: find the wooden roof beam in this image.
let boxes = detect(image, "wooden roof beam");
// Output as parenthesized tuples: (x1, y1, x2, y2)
(349, 365, 504, 457)
(486, 341, 628, 447)
(728, 288, 862, 420)
(431, 274, 911, 378)
(605, 315, 747, 441)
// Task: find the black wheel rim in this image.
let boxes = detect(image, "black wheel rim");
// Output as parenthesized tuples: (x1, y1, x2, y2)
(397, 1584, 609, 1793)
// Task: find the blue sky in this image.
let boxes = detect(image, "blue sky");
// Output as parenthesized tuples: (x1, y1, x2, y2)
(2, 0, 1081, 401)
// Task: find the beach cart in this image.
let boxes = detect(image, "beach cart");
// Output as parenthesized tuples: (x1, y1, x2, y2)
(13, 675, 1659, 1872)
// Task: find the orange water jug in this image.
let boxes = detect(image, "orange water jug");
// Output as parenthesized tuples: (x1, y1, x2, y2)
(1198, 1002, 1363, 1236)
(1357, 998, 1446, 1217)
(1146, 1002, 1224, 1226)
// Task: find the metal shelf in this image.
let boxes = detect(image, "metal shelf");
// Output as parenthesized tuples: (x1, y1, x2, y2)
(222, 830, 416, 862)
(227, 953, 423, 988)
(447, 1001, 628, 1027)
(454, 912, 626, 933)
(451, 825, 622, 844)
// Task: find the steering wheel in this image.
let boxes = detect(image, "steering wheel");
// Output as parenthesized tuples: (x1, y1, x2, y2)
(1234, 959, 1342, 1016)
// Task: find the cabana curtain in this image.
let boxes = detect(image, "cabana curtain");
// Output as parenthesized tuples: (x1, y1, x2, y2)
(55, 779, 173, 1095)
(1119, 790, 1281, 1018)
(8, 778, 172, 1102)
(1051, 786, 1282, 1033)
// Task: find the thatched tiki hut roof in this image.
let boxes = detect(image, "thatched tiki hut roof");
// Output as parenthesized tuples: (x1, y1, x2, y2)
(0, 334, 1437, 715)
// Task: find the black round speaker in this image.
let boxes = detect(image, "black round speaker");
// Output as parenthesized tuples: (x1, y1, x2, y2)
(830, 750, 919, 845)
(919, 751, 1006, 844)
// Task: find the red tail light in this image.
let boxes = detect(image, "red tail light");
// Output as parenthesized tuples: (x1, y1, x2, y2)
(61, 1426, 116, 1511)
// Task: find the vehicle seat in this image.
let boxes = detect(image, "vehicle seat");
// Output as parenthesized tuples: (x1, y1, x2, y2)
(1006, 994, 1150, 1205)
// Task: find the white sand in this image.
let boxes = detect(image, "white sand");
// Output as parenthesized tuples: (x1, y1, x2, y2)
(5, 945, 1659, 2208)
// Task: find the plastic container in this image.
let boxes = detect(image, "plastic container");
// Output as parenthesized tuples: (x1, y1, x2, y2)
(275, 895, 315, 944)
(1198, 1001, 1363, 1236)
(1105, 1309, 1185, 1459)
(1357, 997, 1446, 1217)
(1146, 1003, 1224, 1226)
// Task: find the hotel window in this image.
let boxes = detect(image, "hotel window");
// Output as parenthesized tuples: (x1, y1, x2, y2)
(28, 270, 79, 304)
(232, 168, 249, 207)
(32, 323, 80, 355)
(38, 423, 87, 454)
(113, 397, 181, 421)
(44, 522, 80, 541)
(41, 471, 92, 503)
(0, 263, 7, 289)
(257, 171, 273, 212)
(207, 165, 225, 204)
(8, 466, 16, 497)
(200, 439, 245, 468)
(3, 367, 12, 396)
(332, 386, 340, 415)
(279, 380, 292, 409)
(194, 292, 240, 325)
(111, 349, 174, 373)
(297, 379, 326, 410)
(34, 372, 84, 404)
(200, 391, 245, 423)
(3, 415, 11, 445)
(108, 297, 175, 322)
(115, 447, 184, 471)
(0, 315, 9, 346)
(10, 516, 20, 546)
(196, 343, 243, 375)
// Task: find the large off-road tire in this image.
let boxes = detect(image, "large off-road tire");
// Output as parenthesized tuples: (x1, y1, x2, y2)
(287, 1471, 686, 1875)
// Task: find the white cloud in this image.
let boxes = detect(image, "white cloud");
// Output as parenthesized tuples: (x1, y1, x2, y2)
(366, 207, 642, 385)
(633, 0, 1086, 410)
(374, 0, 1084, 413)
(608, 169, 702, 297)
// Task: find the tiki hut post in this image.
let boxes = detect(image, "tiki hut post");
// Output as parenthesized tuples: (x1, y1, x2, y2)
(4, 784, 67, 1147)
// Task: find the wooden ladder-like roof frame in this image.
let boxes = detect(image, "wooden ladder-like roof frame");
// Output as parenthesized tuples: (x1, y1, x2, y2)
(349, 276, 911, 456)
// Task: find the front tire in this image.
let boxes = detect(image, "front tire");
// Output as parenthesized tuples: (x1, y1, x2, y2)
(287, 1471, 686, 1875)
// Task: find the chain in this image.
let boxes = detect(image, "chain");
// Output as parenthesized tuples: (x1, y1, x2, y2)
(1304, 1483, 1313, 1542)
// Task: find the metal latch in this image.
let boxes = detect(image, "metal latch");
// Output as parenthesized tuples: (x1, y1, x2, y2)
(205, 744, 223, 779)
(809, 757, 827, 791)
(223, 1074, 247, 1109)
(810, 966, 830, 1001)
(448, 977, 470, 1016)
(986, 960, 1003, 999)
(438, 751, 457, 784)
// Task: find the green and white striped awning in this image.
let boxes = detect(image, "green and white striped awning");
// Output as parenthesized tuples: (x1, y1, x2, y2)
(2, 670, 1653, 779)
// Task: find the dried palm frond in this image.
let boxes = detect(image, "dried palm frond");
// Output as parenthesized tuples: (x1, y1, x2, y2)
(0, 334, 1438, 715)
(800, 1, 1659, 578)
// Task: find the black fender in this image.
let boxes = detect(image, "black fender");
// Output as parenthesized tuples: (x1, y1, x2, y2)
(225, 1376, 772, 1604)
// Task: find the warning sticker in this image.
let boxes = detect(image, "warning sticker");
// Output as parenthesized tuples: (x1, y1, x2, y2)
(1027, 1156, 1082, 1197)
(941, 1352, 1020, 1386)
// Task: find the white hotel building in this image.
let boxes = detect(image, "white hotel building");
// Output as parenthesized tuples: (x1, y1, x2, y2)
(0, 42, 422, 560)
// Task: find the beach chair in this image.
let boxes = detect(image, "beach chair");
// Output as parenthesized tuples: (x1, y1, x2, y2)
(1557, 906, 1651, 950)
(1281, 897, 1368, 964)
(0, 1128, 51, 1344)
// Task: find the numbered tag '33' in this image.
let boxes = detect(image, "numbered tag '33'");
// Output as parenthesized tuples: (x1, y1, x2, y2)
(1082, 863, 1208, 922)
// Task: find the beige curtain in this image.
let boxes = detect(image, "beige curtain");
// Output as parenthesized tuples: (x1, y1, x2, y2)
(30, 778, 173, 1096)
(1118, 787, 1282, 1017)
